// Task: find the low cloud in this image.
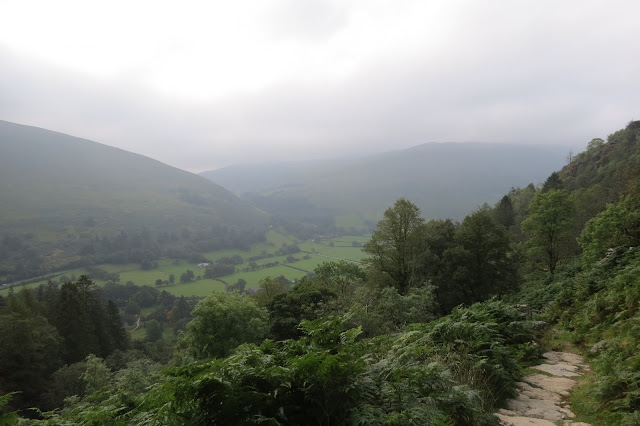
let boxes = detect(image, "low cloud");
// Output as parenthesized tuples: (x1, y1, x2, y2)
(1, 0, 639, 172)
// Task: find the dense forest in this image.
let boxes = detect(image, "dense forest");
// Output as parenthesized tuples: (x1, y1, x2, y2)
(1, 121, 639, 424)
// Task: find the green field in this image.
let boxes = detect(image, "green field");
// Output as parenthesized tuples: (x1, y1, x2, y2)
(1, 232, 370, 298)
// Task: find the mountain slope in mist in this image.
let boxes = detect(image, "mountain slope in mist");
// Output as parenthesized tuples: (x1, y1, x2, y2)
(0, 120, 266, 280)
(201, 142, 572, 221)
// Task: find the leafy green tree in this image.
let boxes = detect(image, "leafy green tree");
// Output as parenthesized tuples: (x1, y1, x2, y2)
(104, 300, 128, 353)
(186, 292, 268, 359)
(364, 198, 428, 295)
(494, 195, 515, 228)
(522, 189, 574, 274)
(250, 277, 286, 307)
(349, 282, 438, 336)
(541, 171, 563, 192)
(82, 354, 112, 395)
(423, 218, 457, 278)
(179, 269, 194, 283)
(54, 279, 100, 363)
(313, 260, 367, 297)
(0, 295, 62, 408)
(439, 208, 518, 311)
(267, 280, 338, 340)
(228, 278, 247, 293)
(124, 300, 141, 315)
(145, 319, 163, 342)
(579, 194, 640, 264)
(45, 361, 88, 409)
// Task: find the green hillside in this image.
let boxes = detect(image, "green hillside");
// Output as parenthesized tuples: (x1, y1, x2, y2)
(201, 142, 572, 222)
(0, 120, 267, 282)
(2, 121, 639, 424)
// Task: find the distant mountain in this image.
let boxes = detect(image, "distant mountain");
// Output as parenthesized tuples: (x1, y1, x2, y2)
(201, 142, 572, 222)
(0, 120, 267, 282)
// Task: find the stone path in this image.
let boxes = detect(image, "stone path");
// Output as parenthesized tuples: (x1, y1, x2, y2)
(496, 351, 592, 426)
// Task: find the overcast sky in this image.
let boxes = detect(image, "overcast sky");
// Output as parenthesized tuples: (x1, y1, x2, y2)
(1, 0, 639, 172)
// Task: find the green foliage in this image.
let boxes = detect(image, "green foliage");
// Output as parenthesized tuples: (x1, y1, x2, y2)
(352, 300, 538, 425)
(250, 277, 288, 307)
(494, 195, 515, 228)
(144, 320, 163, 342)
(579, 194, 640, 265)
(313, 261, 367, 297)
(267, 278, 339, 340)
(186, 291, 268, 359)
(364, 198, 428, 295)
(544, 247, 640, 424)
(44, 361, 88, 409)
(438, 208, 519, 312)
(348, 281, 438, 336)
(522, 189, 574, 274)
(10, 120, 640, 423)
(0, 393, 19, 426)
(541, 171, 563, 192)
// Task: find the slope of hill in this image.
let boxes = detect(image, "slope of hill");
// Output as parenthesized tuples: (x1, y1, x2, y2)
(0, 120, 267, 282)
(201, 142, 572, 222)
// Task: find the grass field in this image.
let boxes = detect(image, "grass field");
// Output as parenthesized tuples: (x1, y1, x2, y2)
(1, 232, 370, 298)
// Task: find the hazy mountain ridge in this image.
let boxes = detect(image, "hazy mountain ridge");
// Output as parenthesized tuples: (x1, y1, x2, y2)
(201, 142, 573, 221)
(0, 120, 267, 281)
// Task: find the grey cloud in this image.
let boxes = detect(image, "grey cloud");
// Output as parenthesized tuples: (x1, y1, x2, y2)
(1, 1, 639, 172)
(268, 0, 349, 41)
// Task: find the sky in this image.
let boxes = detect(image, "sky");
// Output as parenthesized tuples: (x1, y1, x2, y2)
(1, 0, 639, 172)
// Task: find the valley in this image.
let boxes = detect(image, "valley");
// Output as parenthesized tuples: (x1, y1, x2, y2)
(0, 231, 369, 297)
(1, 120, 639, 425)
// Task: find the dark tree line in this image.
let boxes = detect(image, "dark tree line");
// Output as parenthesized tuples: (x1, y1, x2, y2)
(363, 198, 519, 313)
(0, 276, 127, 411)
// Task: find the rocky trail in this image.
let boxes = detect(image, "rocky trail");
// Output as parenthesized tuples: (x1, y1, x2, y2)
(496, 351, 592, 426)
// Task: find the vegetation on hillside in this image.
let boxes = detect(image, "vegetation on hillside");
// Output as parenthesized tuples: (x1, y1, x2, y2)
(0, 120, 267, 284)
(1, 120, 639, 424)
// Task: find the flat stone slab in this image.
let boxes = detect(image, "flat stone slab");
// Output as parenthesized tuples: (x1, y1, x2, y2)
(506, 395, 574, 421)
(543, 352, 589, 370)
(497, 413, 557, 425)
(516, 381, 562, 402)
(524, 374, 576, 395)
(532, 362, 581, 377)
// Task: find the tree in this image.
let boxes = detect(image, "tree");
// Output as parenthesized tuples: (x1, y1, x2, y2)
(422, 218, 457, 278)
(439, 208, 518, 311)
(267, 281, 338, 340)
(180, 269, 194, 283)
(186, 292, 268, 359)
(45, 361, 87, 409)
(104, 300, 128, 352)
(494, 195, 515, 228)
(124, 300, 141, 315)
(145, 319, 163, 342)
(522, 189, 574, 274)
(168, 274, 175, 285)
(313, 261, 367, 297)
(228, 278, 247, 293)
(542, 172, 564, 193)
(363, 198, 428, 295)
(0, 296, 62, 407)
(579, 194, 640, 264)
(54, 279, 100, 363)
(250, 277, 286, 307)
